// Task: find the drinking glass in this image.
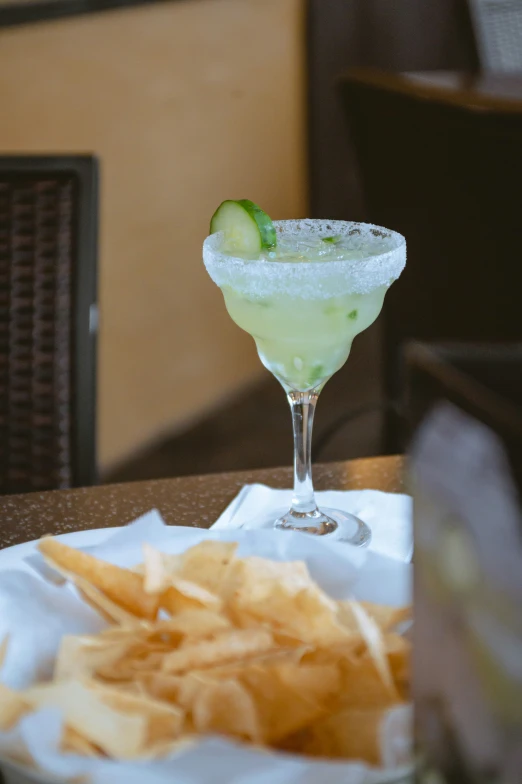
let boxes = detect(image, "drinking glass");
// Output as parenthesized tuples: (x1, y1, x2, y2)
(203, 219, 406, 545)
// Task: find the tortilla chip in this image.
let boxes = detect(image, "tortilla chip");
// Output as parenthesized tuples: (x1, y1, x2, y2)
(0, 683, 28, 731)
(231, 558, 347, 645)
(61, 726, 103, 757)
(177, 541, 238, 595)
(162, 629, 275, 674)
(288, 707, 389, 764)
(191, 676, 261, 741)
(39, 538, 159, 620)
(54, 634, 133, 681)
(348, 601, 396, 693)
(339, 654, 399, 708)
(24, 680, 148, 758)
(0, 635, 9, 669)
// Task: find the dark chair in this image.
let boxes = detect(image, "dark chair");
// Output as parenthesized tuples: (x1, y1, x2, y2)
(0, 155, 98, 494)
(338, 68, 522, 451)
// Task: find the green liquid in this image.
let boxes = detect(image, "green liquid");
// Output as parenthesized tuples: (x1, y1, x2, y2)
(222, 285, 386, 390)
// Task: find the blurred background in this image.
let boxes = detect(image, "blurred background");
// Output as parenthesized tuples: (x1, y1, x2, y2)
(0, 0, 520, 492)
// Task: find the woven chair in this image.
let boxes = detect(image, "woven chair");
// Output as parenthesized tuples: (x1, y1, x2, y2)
(0, 156, 98, 494)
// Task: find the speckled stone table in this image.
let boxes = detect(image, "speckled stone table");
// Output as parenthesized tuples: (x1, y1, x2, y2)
(0, 456, 404, 550)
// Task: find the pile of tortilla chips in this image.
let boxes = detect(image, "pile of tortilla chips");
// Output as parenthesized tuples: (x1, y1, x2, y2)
(0, 537, 411, 767)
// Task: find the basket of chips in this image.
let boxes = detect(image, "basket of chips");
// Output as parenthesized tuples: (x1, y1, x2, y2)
(0, 519, 412, 784)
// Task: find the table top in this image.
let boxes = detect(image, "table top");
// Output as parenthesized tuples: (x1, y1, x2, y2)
(343, 68, 522, 113)
(0, 455, 404, 550)
(402, 70, 522, 110)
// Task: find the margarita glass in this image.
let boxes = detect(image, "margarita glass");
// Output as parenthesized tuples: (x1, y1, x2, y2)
(203, 219, 406, 545)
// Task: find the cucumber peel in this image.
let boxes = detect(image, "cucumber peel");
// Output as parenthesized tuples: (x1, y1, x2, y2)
(210, 199, 277, 254)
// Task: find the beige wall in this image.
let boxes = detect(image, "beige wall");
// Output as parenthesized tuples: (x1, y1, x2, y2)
(0, 0, 306, 470)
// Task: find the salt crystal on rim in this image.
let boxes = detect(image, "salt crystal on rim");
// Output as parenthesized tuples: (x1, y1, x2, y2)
(203, 219, 406, 299)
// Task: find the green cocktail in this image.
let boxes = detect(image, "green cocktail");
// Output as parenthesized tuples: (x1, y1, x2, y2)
(222, 283, 386, 391)
(204, 211, 406, 544)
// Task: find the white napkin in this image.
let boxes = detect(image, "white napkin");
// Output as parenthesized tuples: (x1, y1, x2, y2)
(212, 485, 413, 563)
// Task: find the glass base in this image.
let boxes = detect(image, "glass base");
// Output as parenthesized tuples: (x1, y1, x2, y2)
(274, 506, 371, 547)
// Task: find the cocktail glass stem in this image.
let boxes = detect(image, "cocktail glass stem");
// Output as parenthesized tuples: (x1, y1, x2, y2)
(274, 385, 372, 545)
(275, 388, 337, 536)
(288, 389, 321, 514)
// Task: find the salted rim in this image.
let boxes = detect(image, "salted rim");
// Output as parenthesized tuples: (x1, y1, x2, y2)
(203, 219, 406, 298)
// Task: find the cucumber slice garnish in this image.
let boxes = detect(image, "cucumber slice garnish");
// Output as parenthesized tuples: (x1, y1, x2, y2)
(210, 199, 277, 254)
